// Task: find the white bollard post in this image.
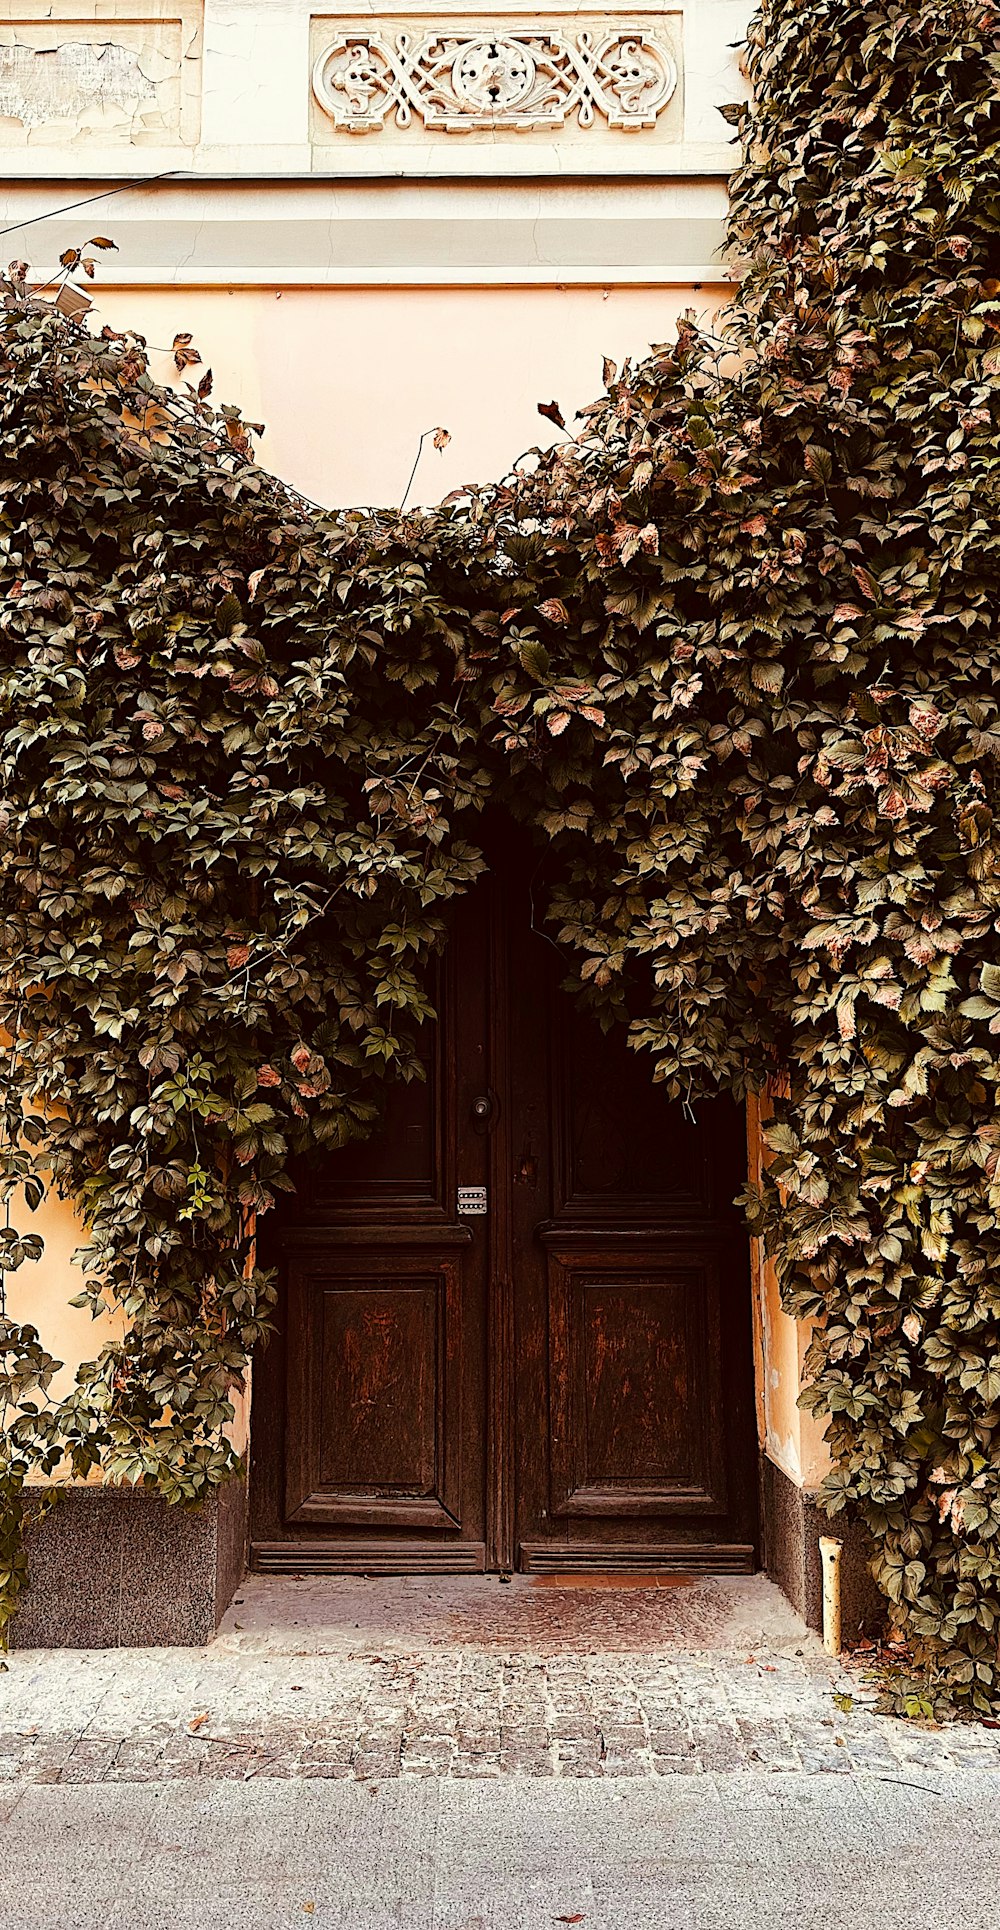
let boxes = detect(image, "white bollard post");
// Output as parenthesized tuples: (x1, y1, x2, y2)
(819, 1536, 843, 1656)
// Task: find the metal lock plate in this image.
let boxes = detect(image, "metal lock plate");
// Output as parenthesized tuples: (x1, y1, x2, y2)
(457, 1185, 488, 1216)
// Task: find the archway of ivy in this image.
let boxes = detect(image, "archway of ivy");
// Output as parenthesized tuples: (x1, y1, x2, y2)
(3, 0, 1000, 1712)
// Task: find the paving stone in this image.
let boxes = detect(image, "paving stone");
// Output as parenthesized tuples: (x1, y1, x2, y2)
(6, 1572, 1000, 1790)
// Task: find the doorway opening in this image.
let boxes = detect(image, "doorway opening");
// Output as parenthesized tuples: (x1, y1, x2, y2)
(250, 828, 759, 1574)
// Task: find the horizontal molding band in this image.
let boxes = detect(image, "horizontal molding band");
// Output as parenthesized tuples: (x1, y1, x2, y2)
(0, 145, 738, 181)
(69, 269, 731, 289)
(519, 1543, 756, 1573)
(0, 180, 731, 286)
(278, 1223, 473, 1247)
(252, 1539, 487, 1573)
(536, 1222, 745, 1245)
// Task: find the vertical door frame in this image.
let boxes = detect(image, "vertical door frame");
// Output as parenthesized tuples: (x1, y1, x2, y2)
(485, 872, 516, 1571)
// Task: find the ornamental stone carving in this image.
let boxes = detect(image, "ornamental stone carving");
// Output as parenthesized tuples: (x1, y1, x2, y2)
(312, 26, 678, 134)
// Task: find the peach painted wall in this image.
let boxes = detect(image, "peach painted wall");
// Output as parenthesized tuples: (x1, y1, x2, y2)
(86, 282, 733, 509)
(747, 1092, 831, 1489)
(7, 1191, 113, 1404)
(7, 1189, 248, 1465)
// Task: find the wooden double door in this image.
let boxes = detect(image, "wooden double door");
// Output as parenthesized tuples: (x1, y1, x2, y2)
(251, 850, 758, 1574)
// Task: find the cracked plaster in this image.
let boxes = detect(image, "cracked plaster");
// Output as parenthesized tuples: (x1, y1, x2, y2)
(0, 0, 201, 146)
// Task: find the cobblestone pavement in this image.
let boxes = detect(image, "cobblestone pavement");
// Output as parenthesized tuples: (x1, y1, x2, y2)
(3, 1573, 1000, 1790)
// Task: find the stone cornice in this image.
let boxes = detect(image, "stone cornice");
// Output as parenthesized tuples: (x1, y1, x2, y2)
(0, 175, 734, 285)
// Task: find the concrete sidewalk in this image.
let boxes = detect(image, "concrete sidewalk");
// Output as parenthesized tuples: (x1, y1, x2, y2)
(4, 1573, 999, 1926)
(5, 1772, 999, 1929)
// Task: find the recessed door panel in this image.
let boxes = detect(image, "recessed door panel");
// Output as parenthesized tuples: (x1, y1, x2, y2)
(319, 1281, 439, 1491)
(285, 1249, 464, 1529)
(558, 1008, 712, 1215)
(303, 1010, 440, 1218)
(546, 1247, 728, 1517)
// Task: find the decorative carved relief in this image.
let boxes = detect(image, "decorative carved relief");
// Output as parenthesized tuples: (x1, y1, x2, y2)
(312, 26, 678, 134)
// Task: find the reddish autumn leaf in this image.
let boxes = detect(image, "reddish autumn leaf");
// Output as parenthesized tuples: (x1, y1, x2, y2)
(171, 331, 202, 373)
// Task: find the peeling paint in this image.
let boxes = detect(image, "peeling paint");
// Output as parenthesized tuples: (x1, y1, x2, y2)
(0, 6, 202, 146)
(0, 40, 157, 126)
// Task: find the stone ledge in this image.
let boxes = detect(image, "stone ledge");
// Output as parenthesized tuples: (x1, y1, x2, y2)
(13, 1460, 888, 1649)
(761, 1453, 886, 1644)
(12, 1478, 247, 1649)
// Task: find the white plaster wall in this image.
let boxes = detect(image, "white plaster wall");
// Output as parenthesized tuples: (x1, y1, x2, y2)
(0, 0, 752, 174)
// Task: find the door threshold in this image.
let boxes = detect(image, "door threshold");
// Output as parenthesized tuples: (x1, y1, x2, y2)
(530, 1572, 697, 1589)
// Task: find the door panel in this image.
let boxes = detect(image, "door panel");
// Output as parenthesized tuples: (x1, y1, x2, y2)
(251, 838, 758, 1575)
(252, 887, 490, 1569)
(284, 1248, 464, 1529)
(306, 1034, 440, 1215)
(544, 1244, 728, 1518)
(506, 854, 757, 1571)
(556, 1006, 712, 1215)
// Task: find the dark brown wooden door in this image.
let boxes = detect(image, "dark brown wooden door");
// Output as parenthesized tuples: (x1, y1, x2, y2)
(251, 846, 758, 1574)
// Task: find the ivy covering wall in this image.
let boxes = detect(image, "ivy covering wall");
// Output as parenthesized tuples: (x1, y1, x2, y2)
(2, 0, 1000, 1707)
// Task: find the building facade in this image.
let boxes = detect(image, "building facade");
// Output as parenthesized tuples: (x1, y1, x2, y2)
(0, 0, 872, 1645)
